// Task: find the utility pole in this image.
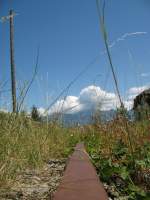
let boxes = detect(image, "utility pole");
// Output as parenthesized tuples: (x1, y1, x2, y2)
(1, 10, 17, 112)
(9, 9, 17, 113)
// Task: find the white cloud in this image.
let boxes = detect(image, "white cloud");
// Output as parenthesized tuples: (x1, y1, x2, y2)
(128, 85, 148, 94)
(38, 84, 150, 116)
(38, 107, 46, 116)
(123, 100, 133, 111)
(79, 85, 119, 111)
(127, 85, 149, 100)
(0, 108, 8, 113)
(42, 86, 122, 115)
(49, 96, 83, 114)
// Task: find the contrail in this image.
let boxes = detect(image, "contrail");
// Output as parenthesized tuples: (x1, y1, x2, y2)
(116, 31, 147, 42)
(100, 31, 148, 55)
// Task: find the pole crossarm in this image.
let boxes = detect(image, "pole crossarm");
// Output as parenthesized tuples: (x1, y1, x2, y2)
(0, 11, 18, 23)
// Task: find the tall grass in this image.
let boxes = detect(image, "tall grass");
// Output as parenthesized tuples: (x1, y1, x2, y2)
(0, 112, 81, 188)
(95, 0, 137, 168)
(0, 110, 149, 198)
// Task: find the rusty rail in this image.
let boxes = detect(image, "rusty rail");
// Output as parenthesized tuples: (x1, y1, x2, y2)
(53, 143, 108, 200)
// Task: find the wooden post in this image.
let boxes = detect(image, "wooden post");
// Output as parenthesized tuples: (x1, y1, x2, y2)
(9, 9, 17, 113)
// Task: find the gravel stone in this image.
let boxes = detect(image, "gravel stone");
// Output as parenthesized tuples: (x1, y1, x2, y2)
(0, 159, 66, 200)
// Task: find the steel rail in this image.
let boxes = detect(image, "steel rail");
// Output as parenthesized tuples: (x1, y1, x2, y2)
(53, 143, 108, 200)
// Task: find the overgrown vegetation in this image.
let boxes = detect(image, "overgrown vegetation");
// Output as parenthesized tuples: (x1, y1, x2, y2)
(85, 119, 150, 199)
(0, 112, 79, 188)
(0, 111, 150, 199)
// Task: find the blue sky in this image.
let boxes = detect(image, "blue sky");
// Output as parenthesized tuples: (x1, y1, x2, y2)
(0, 0, 150, 113)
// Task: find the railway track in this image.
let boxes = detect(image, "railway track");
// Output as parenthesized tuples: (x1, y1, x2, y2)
(54, 143, 108, 200)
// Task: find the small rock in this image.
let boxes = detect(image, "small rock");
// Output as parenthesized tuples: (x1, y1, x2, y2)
(1, 158, 66, 200)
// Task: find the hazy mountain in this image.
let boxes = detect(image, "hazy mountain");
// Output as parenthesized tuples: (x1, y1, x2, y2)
(48, 109, 118, 126)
